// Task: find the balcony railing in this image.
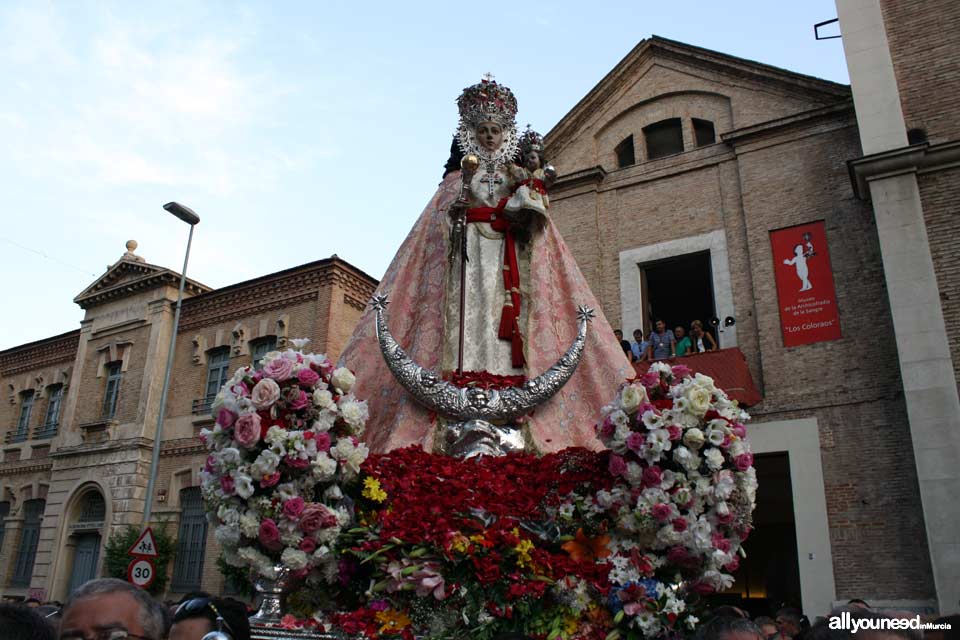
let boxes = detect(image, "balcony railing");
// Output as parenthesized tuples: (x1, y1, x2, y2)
(33, 422, 58, 440)
(3, 428, 29, 445)
(191, 396, 215, 416)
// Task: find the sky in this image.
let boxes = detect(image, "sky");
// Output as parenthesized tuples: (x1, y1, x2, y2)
(0, 1, 848, 350)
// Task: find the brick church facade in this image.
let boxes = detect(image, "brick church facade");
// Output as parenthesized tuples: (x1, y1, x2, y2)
(1, 0, 958, 616)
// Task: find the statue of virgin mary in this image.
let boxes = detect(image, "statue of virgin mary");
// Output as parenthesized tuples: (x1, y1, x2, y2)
(339, 76, 631, 454)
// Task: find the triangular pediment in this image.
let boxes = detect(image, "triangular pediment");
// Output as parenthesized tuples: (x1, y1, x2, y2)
(74, 257, 210, 309)
(545, 35, 850, 157)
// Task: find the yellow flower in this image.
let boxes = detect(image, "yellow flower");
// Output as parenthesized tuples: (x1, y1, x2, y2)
(362, 477, 387, 503)
(449, 533, 471, 554)
(562, 614, 579, 635)
(515, 538, 536, 569)
(375, 609, 412, 634)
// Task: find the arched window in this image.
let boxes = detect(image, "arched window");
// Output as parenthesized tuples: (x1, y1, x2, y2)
(643, 118, 684, 160)
(79, 492, 106, 523)
(12, 499, 44, 586)
(693, 118, 716, 147)
(171, 487, 208, 591)
(615, 135, 636, 168)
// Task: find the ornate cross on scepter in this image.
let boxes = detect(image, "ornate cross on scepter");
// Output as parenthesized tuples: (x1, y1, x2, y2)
(482, 71, 495, 82)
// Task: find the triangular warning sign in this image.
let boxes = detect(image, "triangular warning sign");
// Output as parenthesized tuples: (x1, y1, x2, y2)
(127, 527, 159, 558)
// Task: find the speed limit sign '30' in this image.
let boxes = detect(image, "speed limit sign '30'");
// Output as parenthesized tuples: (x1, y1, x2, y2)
(127, 557, 156, 588)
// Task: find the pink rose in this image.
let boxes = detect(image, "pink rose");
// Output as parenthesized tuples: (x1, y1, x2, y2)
(599, 417, 615, 439)
(692, 582, 716, 595)
(288, 389, 310, 411)
(724, 556, 740, 572)
(316, 358, 335, 376)
(667, 425, 683, 441)
(652, 503, 673, 522)
(280, 614, 301, 630)
(251, 378, 281, 409)
(216, 408, 237, 428)
(642, 465, 662, 487)
(731, 423, 747, 438)
(219, 475, 235, 495)
(625, 432, 645, 453)
(230, 381, 250, 398)
(296, 368, 320, 387)
(263, 357, 295, 381)
(314, 432, 331, 452)
(258, 518, 282, 550)
(608, 454, 627, 477)
(300, 504, 338, 533)
(234, 413, 262, 448)
(671, 364, 693, 379)
(666, 546, 690, 565)
(299, 537, 317, 553)
(672, 517, 688, 532)
(260, 471, 281, 488)
(640, 371, 660, 388)
(204, 455, 216, 473)
(282, 497, 306, 520)
(734, 452, 754, 471)
(712, 532, 731, 552)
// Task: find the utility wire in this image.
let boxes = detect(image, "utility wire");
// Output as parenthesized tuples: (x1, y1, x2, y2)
(2, 237, 99, 277)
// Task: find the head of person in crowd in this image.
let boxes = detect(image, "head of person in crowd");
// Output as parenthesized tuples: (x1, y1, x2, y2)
(776, 607, 805, 640)
(697, 616, 764, 640)
(675, 325, 686, 339)
(25, 598, 42, 608)
(170, 595, 250, 640)
(847, 599, 870, 610)
(614, 329, 623, 341)
(654, 318, 666, 334)
(633, 329, 644, 343)
(58, 578, 166, 640)
(755, 616, 781, 640)
(0, 603, 56, 640)
(709, 606, 748, 619)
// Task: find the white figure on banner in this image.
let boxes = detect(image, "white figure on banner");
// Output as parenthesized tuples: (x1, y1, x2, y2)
(784, 233, 815, 292)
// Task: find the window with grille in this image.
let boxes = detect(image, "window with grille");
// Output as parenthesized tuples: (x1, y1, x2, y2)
(643, 118, 684, 160)
(102, 362, 122, 419)
(693, 118, 716, 147)
(171, 487, 208, 591)
(0, 501, 10, 550)
(39, 384, 63, 438)
(15, 391, 35, 441)
(614, 135, 636, 168)
(12, 499, 44, 587)
(251, 336, 278, 371)
(79, 492, 106, 523)
(205, 348, 231, 402)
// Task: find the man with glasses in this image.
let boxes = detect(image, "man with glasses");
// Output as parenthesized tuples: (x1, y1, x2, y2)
(58, 578, 166, 640)
(170, 594, 250, 640)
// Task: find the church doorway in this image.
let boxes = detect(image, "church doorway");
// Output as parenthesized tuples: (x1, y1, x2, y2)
(639, 251, 716, 337)
(714, 452, 802, 615)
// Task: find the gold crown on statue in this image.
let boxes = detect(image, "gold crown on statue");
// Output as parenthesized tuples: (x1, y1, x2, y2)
(456, 73, 518, 128)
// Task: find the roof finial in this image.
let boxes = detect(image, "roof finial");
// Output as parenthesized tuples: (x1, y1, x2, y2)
(123, 239, 145, 262)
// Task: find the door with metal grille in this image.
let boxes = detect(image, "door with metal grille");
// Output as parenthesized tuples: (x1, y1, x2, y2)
(68, 533, 102, 595)
(171, 487, 208, 591)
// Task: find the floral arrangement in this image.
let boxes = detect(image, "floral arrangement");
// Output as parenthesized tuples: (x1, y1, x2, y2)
(320, 362, 755, 640)
(198, 339, 370, 584)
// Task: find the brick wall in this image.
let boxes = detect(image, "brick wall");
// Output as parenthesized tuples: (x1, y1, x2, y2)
(920, 167, 960, 382)
(881, 0, 960, 143)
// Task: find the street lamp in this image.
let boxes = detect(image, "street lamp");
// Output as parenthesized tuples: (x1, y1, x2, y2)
(142, 202, 199, 527)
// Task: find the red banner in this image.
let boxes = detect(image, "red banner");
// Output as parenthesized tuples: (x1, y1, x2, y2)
(770, 221, 841, 347)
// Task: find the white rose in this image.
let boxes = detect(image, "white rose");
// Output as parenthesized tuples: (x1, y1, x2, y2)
(314, 409, 337, 432)
(683, 428, 705, 450)
(619, 385, 645, 413)
(250, 449, 280, 478)
(684, 385, 712, 417)
(276, 482, 298, 502)
(339, 398, 369, 432)
(313, 389, 334, 409)
(704, 447, 724, 471)
(706, 427, 725, 448)
(330, 367, 356, 393)
(642, 410, 663, 430)
(311, 453, 338, 481)
(217, 505, 240, 526)
(281, 548, 309, 571)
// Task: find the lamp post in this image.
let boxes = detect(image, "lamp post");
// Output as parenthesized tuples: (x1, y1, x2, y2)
(142, 202, 200, 527)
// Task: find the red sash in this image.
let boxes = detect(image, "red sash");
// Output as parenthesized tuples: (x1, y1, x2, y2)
(465, 197, 525, 368)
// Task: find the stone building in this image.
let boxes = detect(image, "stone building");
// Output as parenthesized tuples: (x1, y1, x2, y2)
(543, 0, 959, 616)
(2, 0, 958, 617)
(0, 243, 376, 602)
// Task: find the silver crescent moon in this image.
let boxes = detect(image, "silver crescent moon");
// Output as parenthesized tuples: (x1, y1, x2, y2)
(371, 294, 593, 422)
